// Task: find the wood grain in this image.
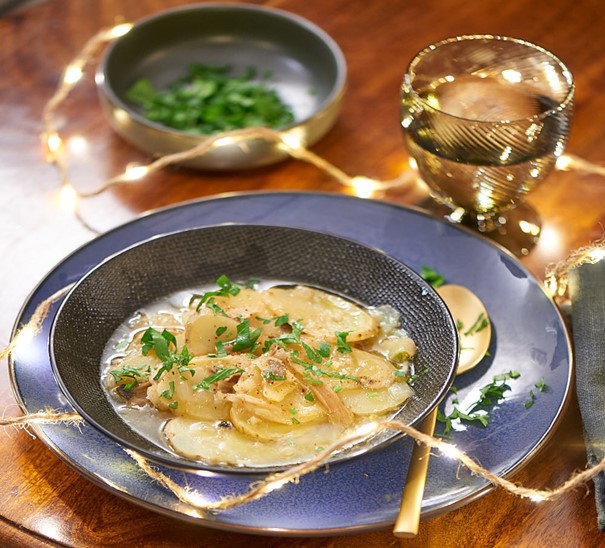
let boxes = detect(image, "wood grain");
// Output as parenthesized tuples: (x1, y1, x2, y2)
(1, 0, 605, 546)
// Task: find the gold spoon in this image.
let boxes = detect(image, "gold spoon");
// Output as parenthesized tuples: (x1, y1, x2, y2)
(393, 284, 492, 538)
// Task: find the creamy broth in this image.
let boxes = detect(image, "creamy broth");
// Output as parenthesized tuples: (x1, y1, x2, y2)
(102, 277, 416, 468)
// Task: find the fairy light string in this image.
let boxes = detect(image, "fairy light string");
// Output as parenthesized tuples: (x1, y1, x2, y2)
(77, 126, 414, 199)
(42, 23, 132, 189)
(0, 410, 83, 428)
(41, 23, 605, 234)
(37, 22, 434, 230)
(545, 239, 605, 302)
(0, 284, 73, 363)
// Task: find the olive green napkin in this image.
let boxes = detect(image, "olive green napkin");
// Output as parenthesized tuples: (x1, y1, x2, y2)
(569, 259, 605, 531)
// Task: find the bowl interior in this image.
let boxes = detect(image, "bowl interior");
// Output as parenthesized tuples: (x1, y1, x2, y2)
(101, 3, 345, 127)
(50, 225, 457, 473)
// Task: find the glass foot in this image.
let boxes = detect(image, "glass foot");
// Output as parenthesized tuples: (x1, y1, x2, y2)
(420, 199, 542, 257)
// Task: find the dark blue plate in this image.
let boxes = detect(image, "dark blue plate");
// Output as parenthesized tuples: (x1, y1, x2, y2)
(9, 192, 572, 536)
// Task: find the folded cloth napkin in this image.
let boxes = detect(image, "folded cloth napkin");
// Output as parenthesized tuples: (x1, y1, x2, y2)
(569, 259, 605, 531)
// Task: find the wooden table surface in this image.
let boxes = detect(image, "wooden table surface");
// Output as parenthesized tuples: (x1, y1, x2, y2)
(2, 0, 605, 546)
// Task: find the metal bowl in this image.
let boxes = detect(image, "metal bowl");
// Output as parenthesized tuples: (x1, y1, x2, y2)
(96, 3, 347, 170)
(50, 224, 458, 473)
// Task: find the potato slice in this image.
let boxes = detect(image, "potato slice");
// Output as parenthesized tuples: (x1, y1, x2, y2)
(212, 288, 274, 320)
(264, 286, 379, 342)
(230, 401, 300, 441)
(262, 377, 297, 402)
(164, 416, 346, 467)
(339, 382, 413, 416)
(106, 350, 156, 389)
(164, 417, 260, 465)
(148, 355, 245, 421)
(184, 313, 239, 355)
(372, 336, 417, 362)
(331, 348, 400, 389)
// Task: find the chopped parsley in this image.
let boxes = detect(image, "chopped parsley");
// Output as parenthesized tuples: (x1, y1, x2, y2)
(462, 312, 489, 336)
(525, 378, 547, 408)
(230, 319, 263, 353)
(140, 327, 193, 381)
(110, 363, 150, 391)
(301, 340, 331, 363)
(335, 331, 352, 354)
(419, 265, 446, 288)
(407, 367, 429, 386)
(126, 64, 295, 135)
(437, 370, 521, 434)
(274, 313, 290, 327)
(209, 340, 228, 358)
(190, 275, 243, 312)
(524, 391, 536, 409)
(262, 320, 304, 352)
(141, 328, 176, 362)
(193, 367, 245, 391)
(290, 351, 358, 384)
(160, 380, 175, 400)
(263, 371, 287, 381)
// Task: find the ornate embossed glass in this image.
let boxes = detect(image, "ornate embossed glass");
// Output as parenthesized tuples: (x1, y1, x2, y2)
(401, 35, 574, 248)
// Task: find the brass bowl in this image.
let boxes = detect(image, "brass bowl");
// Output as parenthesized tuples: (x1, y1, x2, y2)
(96, 3, 347, 170)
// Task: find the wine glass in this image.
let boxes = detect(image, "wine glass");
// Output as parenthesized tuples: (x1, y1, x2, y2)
(400, 35, 574, 254)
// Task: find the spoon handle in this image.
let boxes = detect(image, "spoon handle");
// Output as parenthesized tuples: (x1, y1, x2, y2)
(393, 408, 438, 537)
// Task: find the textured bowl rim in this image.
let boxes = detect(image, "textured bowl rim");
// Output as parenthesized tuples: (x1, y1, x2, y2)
(95, 2, 348, 137)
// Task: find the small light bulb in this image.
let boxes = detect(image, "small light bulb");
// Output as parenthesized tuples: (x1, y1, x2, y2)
(264, 478, 290, 494)
(213, 136, 237, 148)
(46, 132, 62, 153)
(64, 64, 83, 85)
(439, 442, 462, 460)
(518, 219, 541, 236)
(59, 184, 78, 213)
(350, 176, 381, 199)
(123, 164, 150, 181)
(529, 493, 547, 503)
(67, 135, 89, 155)
(280, 130, 304, 150)
(13, 325, 36, 349)
(588, 248, 605, 262)
(555, 155, 572, 171)
(109, 23, 133, 38)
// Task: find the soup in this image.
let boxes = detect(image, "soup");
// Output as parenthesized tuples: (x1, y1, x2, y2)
(102, 276, 416, 468)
